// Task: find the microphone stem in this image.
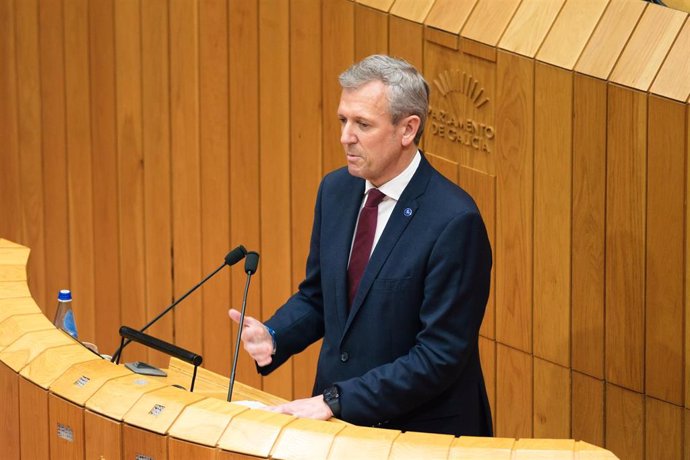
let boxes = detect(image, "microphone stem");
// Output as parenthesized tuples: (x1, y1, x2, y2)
(227, 271, 253, 402)
(111, 260, 226, 363)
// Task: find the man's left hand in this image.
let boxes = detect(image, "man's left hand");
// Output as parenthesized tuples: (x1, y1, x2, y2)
(264, 395, 334, 420)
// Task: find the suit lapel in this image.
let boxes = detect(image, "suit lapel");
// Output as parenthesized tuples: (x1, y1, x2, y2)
(331, 177, 365, 331)
(342, 155, 434, 338)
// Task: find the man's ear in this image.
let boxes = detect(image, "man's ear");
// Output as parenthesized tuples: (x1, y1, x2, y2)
(400, 115, 421, 147)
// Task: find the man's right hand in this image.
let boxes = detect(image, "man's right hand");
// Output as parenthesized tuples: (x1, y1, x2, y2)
(228, 308, 274, 366)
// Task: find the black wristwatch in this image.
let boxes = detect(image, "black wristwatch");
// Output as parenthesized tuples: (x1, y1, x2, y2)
(322, 385, 341, 418)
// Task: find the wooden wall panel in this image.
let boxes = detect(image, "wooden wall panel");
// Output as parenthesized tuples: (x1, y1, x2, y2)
(496, 344, 532, 438)
(605, 85, 646, 393)
(0, 0, 22, 243)
(322, 0, 354, 174)
(39, 0, 70, 322)
(84, 410, 122, 460)
(355, 4, 388, 59)
(389, 16, 423, 70)
(606, 384, 644, 460)
(290, 0, 323, 399)
(478, 336, 496, 425)
(259, 0, 292, 400)
(572, 371, 604, 448)
(123, 423, 168, 460)
(646, 96, 685, 406)
(64, 0, 96, 341)
(200, 0, 231, 376)
(229, 0, 262, 390)
(170, 0, 203, 356)
(15, 0, 46, 310)
(458, 166, 496, 340)
(0, 363, 19, 459)
(169, 437, 218, 460)
(533, 63, 571, 368)
(533, 358, 570, 438)
(141, 0, 173, 367)
(647, 397, 683, 460)
(571, 74, 606, 379)
(4, 2, 690, 452)
(49, 394, 85, 460)
(90, 0, 122, 357)
(683, 107, 690, 414)
(495, 51, 533, 353)
(19, 378, 49, 459)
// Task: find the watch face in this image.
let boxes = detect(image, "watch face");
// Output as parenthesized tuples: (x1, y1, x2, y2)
(324, 385, 339, 401)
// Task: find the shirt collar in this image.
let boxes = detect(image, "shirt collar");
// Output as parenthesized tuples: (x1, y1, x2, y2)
(364, 151, 421, 201)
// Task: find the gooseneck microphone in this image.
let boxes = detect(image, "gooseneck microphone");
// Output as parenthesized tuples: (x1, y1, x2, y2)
(111, 245, 247, 363)
(227, 251, 260, 402)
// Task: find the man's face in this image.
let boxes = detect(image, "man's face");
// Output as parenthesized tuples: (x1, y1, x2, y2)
(337, 80, 415, 187)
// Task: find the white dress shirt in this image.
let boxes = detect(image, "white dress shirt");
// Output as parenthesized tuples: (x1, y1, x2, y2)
(349, 151, 421, 262)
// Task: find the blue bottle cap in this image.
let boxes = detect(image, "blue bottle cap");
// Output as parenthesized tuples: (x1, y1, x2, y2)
(58, 290, 72, 302)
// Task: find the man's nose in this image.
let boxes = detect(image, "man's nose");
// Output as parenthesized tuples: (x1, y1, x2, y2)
(340, 123, 356, 144)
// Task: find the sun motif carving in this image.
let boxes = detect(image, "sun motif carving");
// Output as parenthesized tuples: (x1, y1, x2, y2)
(433, 69, 489, 109)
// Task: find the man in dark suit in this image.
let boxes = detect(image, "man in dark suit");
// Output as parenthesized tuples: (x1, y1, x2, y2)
(229, 54, 493, 436)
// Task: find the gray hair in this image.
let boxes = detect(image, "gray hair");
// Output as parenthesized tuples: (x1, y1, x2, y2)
(339, 55, 429, 145)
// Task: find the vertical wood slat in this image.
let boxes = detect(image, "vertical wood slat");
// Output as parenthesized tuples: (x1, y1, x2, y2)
(169, 437, 218, 460)
(15, 0, 46, 310)
(0, 363, 20, 459)
(478, 336, 496, 426)
(687, 105, 690, 412)
(322, 0, 354, 175)
(90, 0, 122, 356)
(0, 0, 23, 245)
(533, 357, 570, 438)
(646, 96, 685, 406)
(122, 424, 168, 460)
(606, 384, 644, 460)
(170, 0, 202, 354)
(229, 0, 261, 390)
(458, 166, 496, 340)
(48, 394, 85, 460)
(496, 344, 532, 438)
(571, 74, 606, 379)
(605, 84, 646, 393)
(259, 0, 292, 400)
(495, 51, 533, 353)
(19, 378, 49, 459)
(200, 0, 231, 376)
(64, 0, 96, 341)
(646, 397, 683, 460)
(116, 0, 148, 362)
(533, 62, 571, 368)
(389, 16, 423, 72)
(290, 0, 323, 399)
(572, 371, 604, 448)
(355, 3, 388, 60)
(39, 0, 70, 322)
(84, 410, 122, 460)
(141, 0, 173, 368)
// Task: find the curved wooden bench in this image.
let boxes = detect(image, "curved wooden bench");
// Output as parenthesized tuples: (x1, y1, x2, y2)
(0, 238, 617, 459)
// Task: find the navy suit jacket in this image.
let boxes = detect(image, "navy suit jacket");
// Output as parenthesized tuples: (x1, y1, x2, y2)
(261, 154, 493, 436)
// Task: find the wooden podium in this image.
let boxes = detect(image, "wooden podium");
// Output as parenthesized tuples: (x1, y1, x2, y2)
(0, 239, 618, 458)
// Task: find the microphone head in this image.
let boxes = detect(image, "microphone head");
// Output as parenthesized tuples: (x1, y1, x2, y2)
(245, 251, 260, 275)
(225, 246, 247, 266)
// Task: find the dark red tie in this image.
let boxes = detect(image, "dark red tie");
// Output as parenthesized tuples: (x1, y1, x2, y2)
(348, 189, 386, 306)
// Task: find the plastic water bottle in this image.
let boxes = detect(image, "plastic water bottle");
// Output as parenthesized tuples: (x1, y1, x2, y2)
(53, 289, 78, 339)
